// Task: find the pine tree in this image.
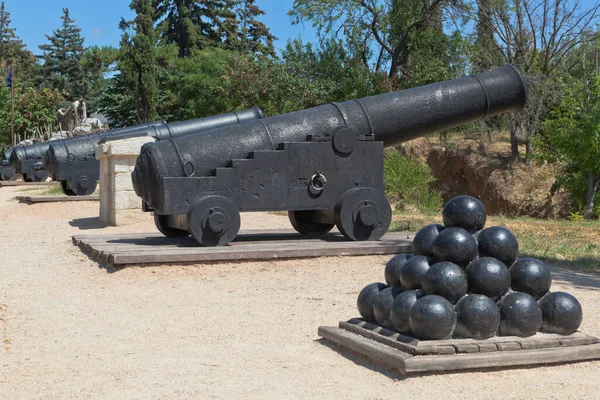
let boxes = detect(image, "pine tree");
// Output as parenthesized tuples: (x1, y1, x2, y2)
(38, 8, 88, 100)
(120, 0, 158, 123)
(0, 2, 36, 87)
(234, 0, 277, 57)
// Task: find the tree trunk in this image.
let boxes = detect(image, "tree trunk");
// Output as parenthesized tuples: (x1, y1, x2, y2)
(509, 117, 520, 161)
(525, 136, 533, 165)
(583, 173, 600, 220)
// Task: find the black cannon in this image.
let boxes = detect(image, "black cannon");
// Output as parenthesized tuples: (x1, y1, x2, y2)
(44, 107, 264, 196)
(0, 149, 16, 181)
(132, 65, 527, 246)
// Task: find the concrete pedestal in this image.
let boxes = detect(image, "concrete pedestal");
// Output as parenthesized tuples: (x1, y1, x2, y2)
(95, 137, 154, 226)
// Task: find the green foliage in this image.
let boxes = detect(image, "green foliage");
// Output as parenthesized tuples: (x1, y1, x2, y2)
(538, 75, 600, 219)
(38, 8, 88, 101)
(0, 86, 65, 146)
(120, 0, 158, 123)
(384, 150, 442, 214)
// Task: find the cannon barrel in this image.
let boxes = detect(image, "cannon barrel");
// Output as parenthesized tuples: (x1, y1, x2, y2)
(9, 121, 165, 173)
(12, 106, 264, 174)
(133, 64, 527, 211)
(45, 106, 264, 173)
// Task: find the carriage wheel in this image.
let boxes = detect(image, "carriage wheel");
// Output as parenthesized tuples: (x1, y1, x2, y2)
(334, 187, 392, 241)
(187, 196, 240, 246)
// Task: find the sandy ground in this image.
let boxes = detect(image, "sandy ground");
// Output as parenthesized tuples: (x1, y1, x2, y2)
(1, 186, 600, 399)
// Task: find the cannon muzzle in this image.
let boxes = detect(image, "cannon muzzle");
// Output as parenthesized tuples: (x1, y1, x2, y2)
(133, 64, 526, 213)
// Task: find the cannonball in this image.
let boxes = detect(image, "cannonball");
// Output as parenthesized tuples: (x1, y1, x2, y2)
(413, 224, 445, 257)
(357, 282, 388, 321)
(390, 289, 425, 334)
(442, 195, 487, 233)
(398, 255, 434, 289)
(384, 253, 413, 286)
(510, 258, 552, 299)
(372, 286, 405, 328)
(539, 292, 583, 335)
(466, 257, 511, 301)
(409, 295, 457, 340)
(454, 294, 500, 339)
(422, 261, 468, 304)
(432, 227, 478, 267)
(478, 226, 519, 267)
(497, 292, 542, 337)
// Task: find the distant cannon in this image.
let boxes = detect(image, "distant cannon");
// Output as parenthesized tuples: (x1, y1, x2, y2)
(13, 107, 263, 195)
(132, 65, 527, 246)
(45, 107, 264, 196)
(0, 149, 16, 181)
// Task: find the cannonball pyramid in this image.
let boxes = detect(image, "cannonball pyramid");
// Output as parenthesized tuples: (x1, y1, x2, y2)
(360, 195, 583, 340)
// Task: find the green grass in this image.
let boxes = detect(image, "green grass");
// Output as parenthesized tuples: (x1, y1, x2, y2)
(391, 211, 600, 273)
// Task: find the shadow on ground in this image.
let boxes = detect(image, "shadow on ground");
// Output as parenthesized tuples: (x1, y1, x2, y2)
(69, 217, 108, 230)
(550, 266, 600, 291)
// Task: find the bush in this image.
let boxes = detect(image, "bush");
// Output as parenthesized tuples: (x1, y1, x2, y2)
(384, 150, 442, 214)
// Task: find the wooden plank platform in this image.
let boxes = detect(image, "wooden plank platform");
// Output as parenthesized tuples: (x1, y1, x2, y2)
(17, 195, 99, 204)
(73, 230, 414, 266)
(0, 181, 53, 187)
(318, 318, 600, 374)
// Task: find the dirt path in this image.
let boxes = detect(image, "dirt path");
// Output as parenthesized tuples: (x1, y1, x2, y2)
(0, 186, 599, 399)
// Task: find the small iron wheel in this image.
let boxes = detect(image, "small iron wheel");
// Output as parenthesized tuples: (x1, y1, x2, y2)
(69, 171, 97, 196)
(187, 195, 240, 246)
(60, 180, 77, 196)
(0, 166, 15, 181)
(154, 213, 189, 238)
(288, 210, 334, 237)
(23, 170, 49, 183)
(334, 187, 392, 241)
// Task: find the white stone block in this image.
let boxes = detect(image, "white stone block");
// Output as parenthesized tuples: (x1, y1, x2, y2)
(115, 173, 134, 191)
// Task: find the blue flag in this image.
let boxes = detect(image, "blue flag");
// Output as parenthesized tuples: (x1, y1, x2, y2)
(6, 66, 12, 88)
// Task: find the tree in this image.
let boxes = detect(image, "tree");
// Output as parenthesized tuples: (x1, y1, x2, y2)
(538, 74, 600, 219)
(233, 0, 277, 57)
(120, 0, 159, 123)
(480, 0, 600, 162)
(153, 0, 238, 57)
(38, 8, 88, 101)
(0, 2, 37, 87)
(289, 0, 464, 83)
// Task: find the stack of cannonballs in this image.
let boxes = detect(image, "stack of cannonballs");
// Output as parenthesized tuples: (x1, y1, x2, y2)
(357, 195, 583, 340)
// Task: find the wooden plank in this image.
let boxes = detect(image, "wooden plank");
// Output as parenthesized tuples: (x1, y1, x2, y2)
(560, 336, 598, 347)
(71, 230, 415, 244)
(318, 326, 408, 372)
(414, 345, 456, 355)
(453, 343, 480, 353)
(339, 321, 417, 354)
(17, 195, 99, 204)
(496, 342, 522, 351)
(520, 339, 560, 350)
(477, 343, 498, 353)
(110, 242, 412, 264)
(404, 343, 600, 373)
(0, 181, 52, 187)
(417, 332, 586, 348)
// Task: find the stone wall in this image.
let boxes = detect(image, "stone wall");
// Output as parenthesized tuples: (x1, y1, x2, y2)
(95, 137, 155, 226)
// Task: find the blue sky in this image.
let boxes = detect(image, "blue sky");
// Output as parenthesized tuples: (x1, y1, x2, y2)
(3, 0, 318, 54)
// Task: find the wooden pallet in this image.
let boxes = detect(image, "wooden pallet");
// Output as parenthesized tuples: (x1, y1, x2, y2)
(318, 318, 600, 374)
(17, 195, 99, 204)
(72, 230, 414, 266)
(0, 181, 52, 187)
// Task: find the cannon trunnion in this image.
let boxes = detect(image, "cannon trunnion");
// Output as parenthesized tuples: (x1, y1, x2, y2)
(133, 65, 528, 246)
